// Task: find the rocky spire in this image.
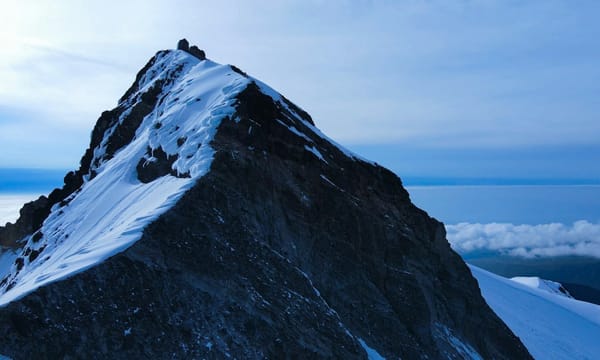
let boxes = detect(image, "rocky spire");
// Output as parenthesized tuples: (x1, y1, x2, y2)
(177, 38, 189, 51)
(177, 38, 206, 60)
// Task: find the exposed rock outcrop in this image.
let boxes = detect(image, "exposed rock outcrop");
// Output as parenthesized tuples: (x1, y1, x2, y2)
(176, 38, 206, 60)
(188, 45, 206, 60)
(177, 38, 189, 51)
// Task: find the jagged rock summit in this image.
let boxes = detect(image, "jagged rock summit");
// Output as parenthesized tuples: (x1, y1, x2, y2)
(177, 38, 189, 51)
(0, 41, 532, 359)
(177, 38, 206, 60)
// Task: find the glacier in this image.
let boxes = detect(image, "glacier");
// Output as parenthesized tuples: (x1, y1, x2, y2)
(471, 265, 600, 360)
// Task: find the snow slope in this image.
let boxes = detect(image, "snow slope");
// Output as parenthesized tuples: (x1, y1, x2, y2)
(511, 276, 573, 299)
(0, 50, 251, 306)
(470, 265, 600, 360)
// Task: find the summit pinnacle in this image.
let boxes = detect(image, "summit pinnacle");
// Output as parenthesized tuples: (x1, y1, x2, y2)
(177, 38, 205, 60)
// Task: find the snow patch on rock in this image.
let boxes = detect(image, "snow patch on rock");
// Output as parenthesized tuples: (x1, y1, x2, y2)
(357, 338, 385, 360)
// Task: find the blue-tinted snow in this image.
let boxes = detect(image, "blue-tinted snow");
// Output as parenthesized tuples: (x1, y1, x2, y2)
(511, 276, 573, 299)
(357, 338, 385, 360)
(304, 145, 327, 163)
(471, 265, 600, 359)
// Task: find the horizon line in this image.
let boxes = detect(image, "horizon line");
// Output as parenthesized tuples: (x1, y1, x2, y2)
(0, 168, 598, 189)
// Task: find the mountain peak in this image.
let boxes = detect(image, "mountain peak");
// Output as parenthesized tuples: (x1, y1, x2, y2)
(0, 43, 531, 359)
(0, 47, 358, 305)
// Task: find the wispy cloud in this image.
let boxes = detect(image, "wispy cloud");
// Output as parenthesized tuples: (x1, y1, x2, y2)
(2, 1, 600, 169)
(25, 43, 131, 71)
(447, 221, 600, 259)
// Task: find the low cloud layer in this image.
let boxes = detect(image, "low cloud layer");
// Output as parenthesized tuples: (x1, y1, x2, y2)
(0, 195, 37, 227)
(447, 221, 600, 259)
(3, 195, 600, 259)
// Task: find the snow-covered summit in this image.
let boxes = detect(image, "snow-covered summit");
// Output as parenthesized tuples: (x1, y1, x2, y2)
(0, 41, 372, 307)
(0, 41, 532, 359)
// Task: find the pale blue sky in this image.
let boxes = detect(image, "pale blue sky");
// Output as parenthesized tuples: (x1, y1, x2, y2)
(1, 0, 599, 181)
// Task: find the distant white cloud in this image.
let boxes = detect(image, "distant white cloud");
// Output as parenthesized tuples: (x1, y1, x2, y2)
(447, 221, 600, 259)
(0, 195, 38, 226)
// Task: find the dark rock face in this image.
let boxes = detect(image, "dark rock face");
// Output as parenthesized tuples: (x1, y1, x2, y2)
(188, 45, 206, 60)
(136, 146, 189, 183)
(230, 64, 248, 78)
(0, 196, 48, 249)
(177, 38, 189, 51)
(0, 51, 532, 359)
(176, 38, 206, 60)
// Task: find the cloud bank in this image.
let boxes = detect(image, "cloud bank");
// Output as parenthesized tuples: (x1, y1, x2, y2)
(0, 195, 38, 227)
(447, 221, 600, 259)
(3, 194, 600, 260)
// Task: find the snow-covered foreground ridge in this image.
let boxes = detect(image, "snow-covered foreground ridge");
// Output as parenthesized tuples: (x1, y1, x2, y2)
(470, 265, 600, 360)
(510, 276, 573, 299)
(0, 51, 253, 306)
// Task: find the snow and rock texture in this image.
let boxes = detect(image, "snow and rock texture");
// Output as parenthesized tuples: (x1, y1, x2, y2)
(0, 41, 531, 359)
(471, 266, 600, 360)
(0, 49, 246, 306)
